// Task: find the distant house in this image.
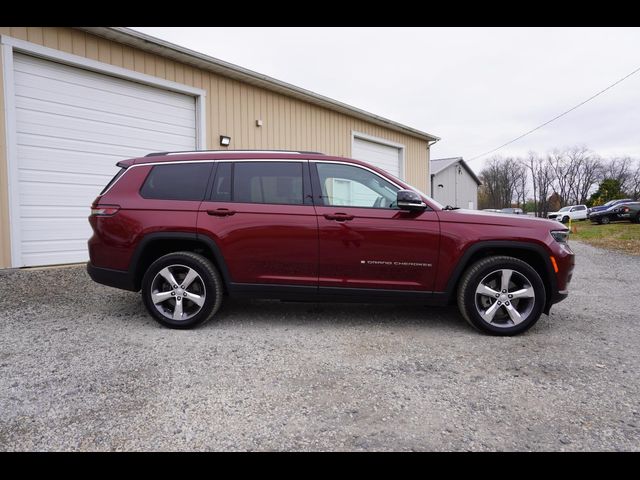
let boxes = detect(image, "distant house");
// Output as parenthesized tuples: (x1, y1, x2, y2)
(430, 157, 481, 209)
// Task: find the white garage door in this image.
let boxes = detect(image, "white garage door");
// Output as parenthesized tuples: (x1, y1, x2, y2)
(352, 136, 402, 178)
(12, 53, 197, 267)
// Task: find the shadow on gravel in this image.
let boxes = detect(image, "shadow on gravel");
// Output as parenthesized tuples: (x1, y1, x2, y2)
(94, 292, 470, 333)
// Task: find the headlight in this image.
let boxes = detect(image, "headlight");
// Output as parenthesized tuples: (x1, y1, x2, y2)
(551, 230, 569, 243)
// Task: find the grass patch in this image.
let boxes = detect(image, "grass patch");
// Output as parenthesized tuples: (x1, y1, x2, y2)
(569, 220, 640, 255)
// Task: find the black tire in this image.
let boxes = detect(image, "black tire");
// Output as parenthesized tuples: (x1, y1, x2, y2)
(600, 216, 611, 225)
(456, 256, 546, 336)
(561, 216, 570, 224)
(632, 213, 640, 224)
(141, 251, 223, 329)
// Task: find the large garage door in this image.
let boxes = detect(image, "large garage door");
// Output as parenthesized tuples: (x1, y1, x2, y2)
(12, 53, 197, 267)
(352, 136, 402, 178)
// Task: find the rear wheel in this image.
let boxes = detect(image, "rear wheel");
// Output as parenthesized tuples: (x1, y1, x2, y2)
(457, 256, 546, 336)
(141, 251, 223, 329)
(632, 213, 640, 224)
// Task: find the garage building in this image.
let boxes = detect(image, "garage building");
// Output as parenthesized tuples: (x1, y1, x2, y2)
(0, 27, 439, 268)
(430, 157, 481, 209)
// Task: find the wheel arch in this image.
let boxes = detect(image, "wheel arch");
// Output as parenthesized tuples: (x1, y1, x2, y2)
(129, 232, 231, 292)
(444, 241, 557, 314)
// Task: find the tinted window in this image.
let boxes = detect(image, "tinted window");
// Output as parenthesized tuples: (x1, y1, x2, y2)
(316, 163, 398, 208)
(211, 162, 232, 202)
(140, 163, 212, 201)
(233, 162, 303, 205)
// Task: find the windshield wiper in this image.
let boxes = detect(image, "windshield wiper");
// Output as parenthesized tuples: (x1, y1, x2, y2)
(443, 205, 460, 210)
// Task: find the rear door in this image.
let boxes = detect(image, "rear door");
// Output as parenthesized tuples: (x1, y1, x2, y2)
(197, 160, 318, 286)
(311, 161, 440, 291)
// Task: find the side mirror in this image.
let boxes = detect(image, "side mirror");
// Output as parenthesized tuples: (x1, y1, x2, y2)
(397, 190, 427, 211)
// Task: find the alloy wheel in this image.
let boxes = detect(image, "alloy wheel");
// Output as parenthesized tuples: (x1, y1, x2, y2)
(150, 264, 206, 321)
(475, 269, 536, 328)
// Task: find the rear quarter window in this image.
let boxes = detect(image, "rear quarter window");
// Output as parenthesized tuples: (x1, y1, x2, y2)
(140, 163, 212, 201)
(100, 167, 127, 195)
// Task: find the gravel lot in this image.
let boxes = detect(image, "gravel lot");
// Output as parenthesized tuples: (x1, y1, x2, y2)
(1, 241, 639, 451)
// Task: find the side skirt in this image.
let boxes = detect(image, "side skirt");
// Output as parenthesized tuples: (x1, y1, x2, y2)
(227, 283, 449, 306)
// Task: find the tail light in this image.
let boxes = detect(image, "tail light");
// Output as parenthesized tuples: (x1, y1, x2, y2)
(90, 205, 120, 216)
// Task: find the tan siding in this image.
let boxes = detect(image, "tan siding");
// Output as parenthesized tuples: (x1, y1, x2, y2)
(0, 46, 10, 267)
(26, 27, 44, 45)
(8, 28, 23, 39)
(133, 49, 145, 74)
(85, 34, 99, 60)
(143, 52, 156, 76)
(0, 26, 431, 268)
(97, 38, 111, 64)
(57, 29, 73, 53)
(110, 43, 123, 68)
(42, 27, 59, 49)
(71, 29, 86, 56)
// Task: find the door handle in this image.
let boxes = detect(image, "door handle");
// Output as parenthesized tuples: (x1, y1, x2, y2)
(207, 208, 236, 217)
(324, 213, 354, 221)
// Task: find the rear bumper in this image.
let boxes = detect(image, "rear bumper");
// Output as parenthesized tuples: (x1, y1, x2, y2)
(87, 262, 137, 292)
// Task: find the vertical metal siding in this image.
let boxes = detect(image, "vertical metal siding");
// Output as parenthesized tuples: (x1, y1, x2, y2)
(0, 41, 10, 268)
(0, 26, 431, 268)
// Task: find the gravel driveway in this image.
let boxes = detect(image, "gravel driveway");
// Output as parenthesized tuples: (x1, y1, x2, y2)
(1, 241, 639, 451)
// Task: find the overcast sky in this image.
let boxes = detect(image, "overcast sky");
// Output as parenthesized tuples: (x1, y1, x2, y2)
(133, 27, 640, 173)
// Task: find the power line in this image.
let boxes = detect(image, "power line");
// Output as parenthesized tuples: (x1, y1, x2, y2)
(467, 63, 640, 162)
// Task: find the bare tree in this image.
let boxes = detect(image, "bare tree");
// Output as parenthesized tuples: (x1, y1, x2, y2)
(629, 159, 640, 200)
(604, 156, 634, 194)
(548, 149, 571, 206)
(565, 146, 602, 204)
(479, 156, 521, 209)
(523, 151, 554, 217)
(513, 161, 528, 210)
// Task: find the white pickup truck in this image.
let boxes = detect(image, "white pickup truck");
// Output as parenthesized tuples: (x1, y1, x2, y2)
(547, 205, 588, 223)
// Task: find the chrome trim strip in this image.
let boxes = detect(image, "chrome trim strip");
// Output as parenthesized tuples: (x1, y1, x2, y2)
(309, 159, 403, 190)
(98, 159, 308, 196)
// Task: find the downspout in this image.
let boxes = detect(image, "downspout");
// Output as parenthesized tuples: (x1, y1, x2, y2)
(427, 138, 440, 196)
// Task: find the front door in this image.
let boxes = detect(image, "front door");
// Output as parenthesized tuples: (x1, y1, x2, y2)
(311, 162, 440, 291)
(197, 160, 318, 286)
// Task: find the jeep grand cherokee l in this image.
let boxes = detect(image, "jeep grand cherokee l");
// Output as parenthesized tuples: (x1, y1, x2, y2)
(87, 150, 574, 336)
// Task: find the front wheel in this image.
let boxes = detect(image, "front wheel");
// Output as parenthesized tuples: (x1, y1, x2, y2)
(600, 216, 611, 225)
(457, 256, 546, 336)
(561, 216, 570, 224)
(141, 251, 223, 329)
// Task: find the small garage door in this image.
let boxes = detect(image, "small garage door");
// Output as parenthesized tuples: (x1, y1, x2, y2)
(352, 136, 402, 178)
(12, 53, 198, 267)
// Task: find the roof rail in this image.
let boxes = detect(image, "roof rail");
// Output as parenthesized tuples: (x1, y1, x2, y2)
(145, 149, 325, 157)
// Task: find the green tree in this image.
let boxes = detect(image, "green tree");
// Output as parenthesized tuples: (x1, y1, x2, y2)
(588, 178, 625, 206)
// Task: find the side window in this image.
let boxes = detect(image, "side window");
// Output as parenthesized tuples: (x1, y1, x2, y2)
(576, 206, 586, 211)
(233, 162, 303, 205)
(140, 163, 212, 201)
(315, 163, 399, 208)
(211, 162, 232, 202)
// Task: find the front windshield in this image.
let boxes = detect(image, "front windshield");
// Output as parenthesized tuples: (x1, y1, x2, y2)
(558, 206, 571, 212)
(603, 200, 615, 207)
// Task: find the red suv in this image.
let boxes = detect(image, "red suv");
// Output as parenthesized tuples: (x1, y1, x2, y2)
(87, 150, 574, 335)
